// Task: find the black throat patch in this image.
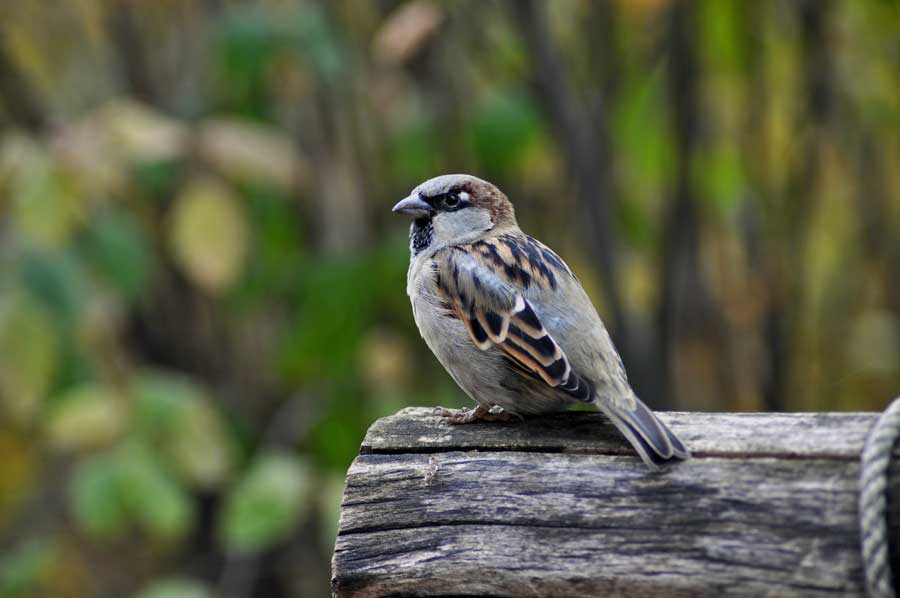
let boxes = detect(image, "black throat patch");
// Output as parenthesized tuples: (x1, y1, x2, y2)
(411, 218, 434, 255)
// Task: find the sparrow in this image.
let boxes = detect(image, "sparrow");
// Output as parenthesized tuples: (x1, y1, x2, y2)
(393, 174, 690, 470)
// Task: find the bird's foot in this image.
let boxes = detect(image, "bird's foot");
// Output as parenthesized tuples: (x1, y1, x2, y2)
(433, 404, 515, 424)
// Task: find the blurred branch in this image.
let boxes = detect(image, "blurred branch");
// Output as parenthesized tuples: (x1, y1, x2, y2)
(737, 1, 773, 411)
(857, 133, 900, 318)
(587, 0, 620, 118)
(108, 0, 160, 106)
(216, 396, 320, 598)
(657, 0, 736, 409)
(762, 0, 833, 411)
(509, 0, 637, 394)
(738, 1, 768, 198)
(293, 0, 371, 256)
(658, 0, 701, 408)
(785, 0, 833, 236)
(0, 38, 48, 132)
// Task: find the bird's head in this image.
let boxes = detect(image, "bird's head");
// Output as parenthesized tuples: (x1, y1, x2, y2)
(393, 174, 516, 254)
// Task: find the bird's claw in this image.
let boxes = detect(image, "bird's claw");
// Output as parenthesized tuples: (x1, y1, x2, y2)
(433, 404, 515, 424)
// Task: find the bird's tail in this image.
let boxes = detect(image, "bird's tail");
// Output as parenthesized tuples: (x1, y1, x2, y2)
(596, 395, 690, 470)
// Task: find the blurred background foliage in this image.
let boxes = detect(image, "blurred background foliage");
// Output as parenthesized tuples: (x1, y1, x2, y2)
(1, 0, 899, 596)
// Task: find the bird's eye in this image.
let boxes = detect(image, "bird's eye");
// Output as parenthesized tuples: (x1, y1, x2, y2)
(443, 193, 461, 209)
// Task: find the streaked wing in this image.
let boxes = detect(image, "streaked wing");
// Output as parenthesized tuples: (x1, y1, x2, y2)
(433, 244, 591, 402)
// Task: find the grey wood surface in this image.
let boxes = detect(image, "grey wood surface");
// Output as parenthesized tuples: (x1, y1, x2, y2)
(332, 408, 900, 597)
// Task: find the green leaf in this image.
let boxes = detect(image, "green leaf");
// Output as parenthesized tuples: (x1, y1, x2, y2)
(0, 293, 58, 424)
(133, 372, 191, 435)
(692, 145, 744, 213)
(167, 178, 249, 294)
(0, 539, 55, 598)
(46, 384, 126, 452)
(387, 117, 442, 185)
(612, 70, 674, 214)
(118, 442, 193, 539)
(699, 0, 743, 71)
(220, 452, 311, 553)
(616, 199, 655, 247)
(11, 153, 84, 250)
(278, 246, 406, 383)
(307, 397, 368, 470)
(466, 87, 542, 175)
(318, 473, 348, 553)
(234, 188, 305, 304)
(134, 578, 211, 598)
(169, 396, 235, 489)
(69, 453, 128, 539)
(70, 443, 195, 541)
(133, 160, 181, 197)
(81, 209, 153, 300)
(290, 5, 344, 82)
(20, 250, 84, 322)
(215, 8, 279, 116)
(133, 371, 235, 489)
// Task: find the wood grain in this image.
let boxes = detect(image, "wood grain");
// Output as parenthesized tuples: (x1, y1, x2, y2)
(332, 409, 900, 597)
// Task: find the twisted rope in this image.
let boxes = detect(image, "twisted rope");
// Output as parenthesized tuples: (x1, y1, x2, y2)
(861, 397, 900, 598)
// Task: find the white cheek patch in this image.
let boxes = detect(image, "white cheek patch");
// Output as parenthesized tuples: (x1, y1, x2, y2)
(432, 207, 494, 245)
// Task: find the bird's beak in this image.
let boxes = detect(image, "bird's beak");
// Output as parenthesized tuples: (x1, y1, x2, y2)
(392, 195, 433, 218)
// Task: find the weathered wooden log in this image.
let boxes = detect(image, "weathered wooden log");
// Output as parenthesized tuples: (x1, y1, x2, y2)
(332, 408, 900, 597)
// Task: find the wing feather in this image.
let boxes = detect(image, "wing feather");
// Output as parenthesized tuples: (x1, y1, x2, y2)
(430, 236, 689, 469)
(434, 245, 589, 398)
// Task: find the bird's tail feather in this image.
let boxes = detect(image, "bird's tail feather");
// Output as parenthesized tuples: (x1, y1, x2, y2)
(596, 396, 690, 470)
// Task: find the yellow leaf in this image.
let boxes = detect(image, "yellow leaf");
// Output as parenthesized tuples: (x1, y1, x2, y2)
(372, 1, 445, 65)
(46, 384, 126, 452)
(198, 117, 309, 191)
(52, 113, 128, 198)
(5, 137, 85, 249)
(848, 311, 900, 377)
(0, 431, 38, 527)
(170, 395, 234, 489)
(0, 293, 58, 424)
(617, 0, 672, 20)
(358, 329, 412, 392)
(167, 178, 249, 294)
(99, 100, 186, 163)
